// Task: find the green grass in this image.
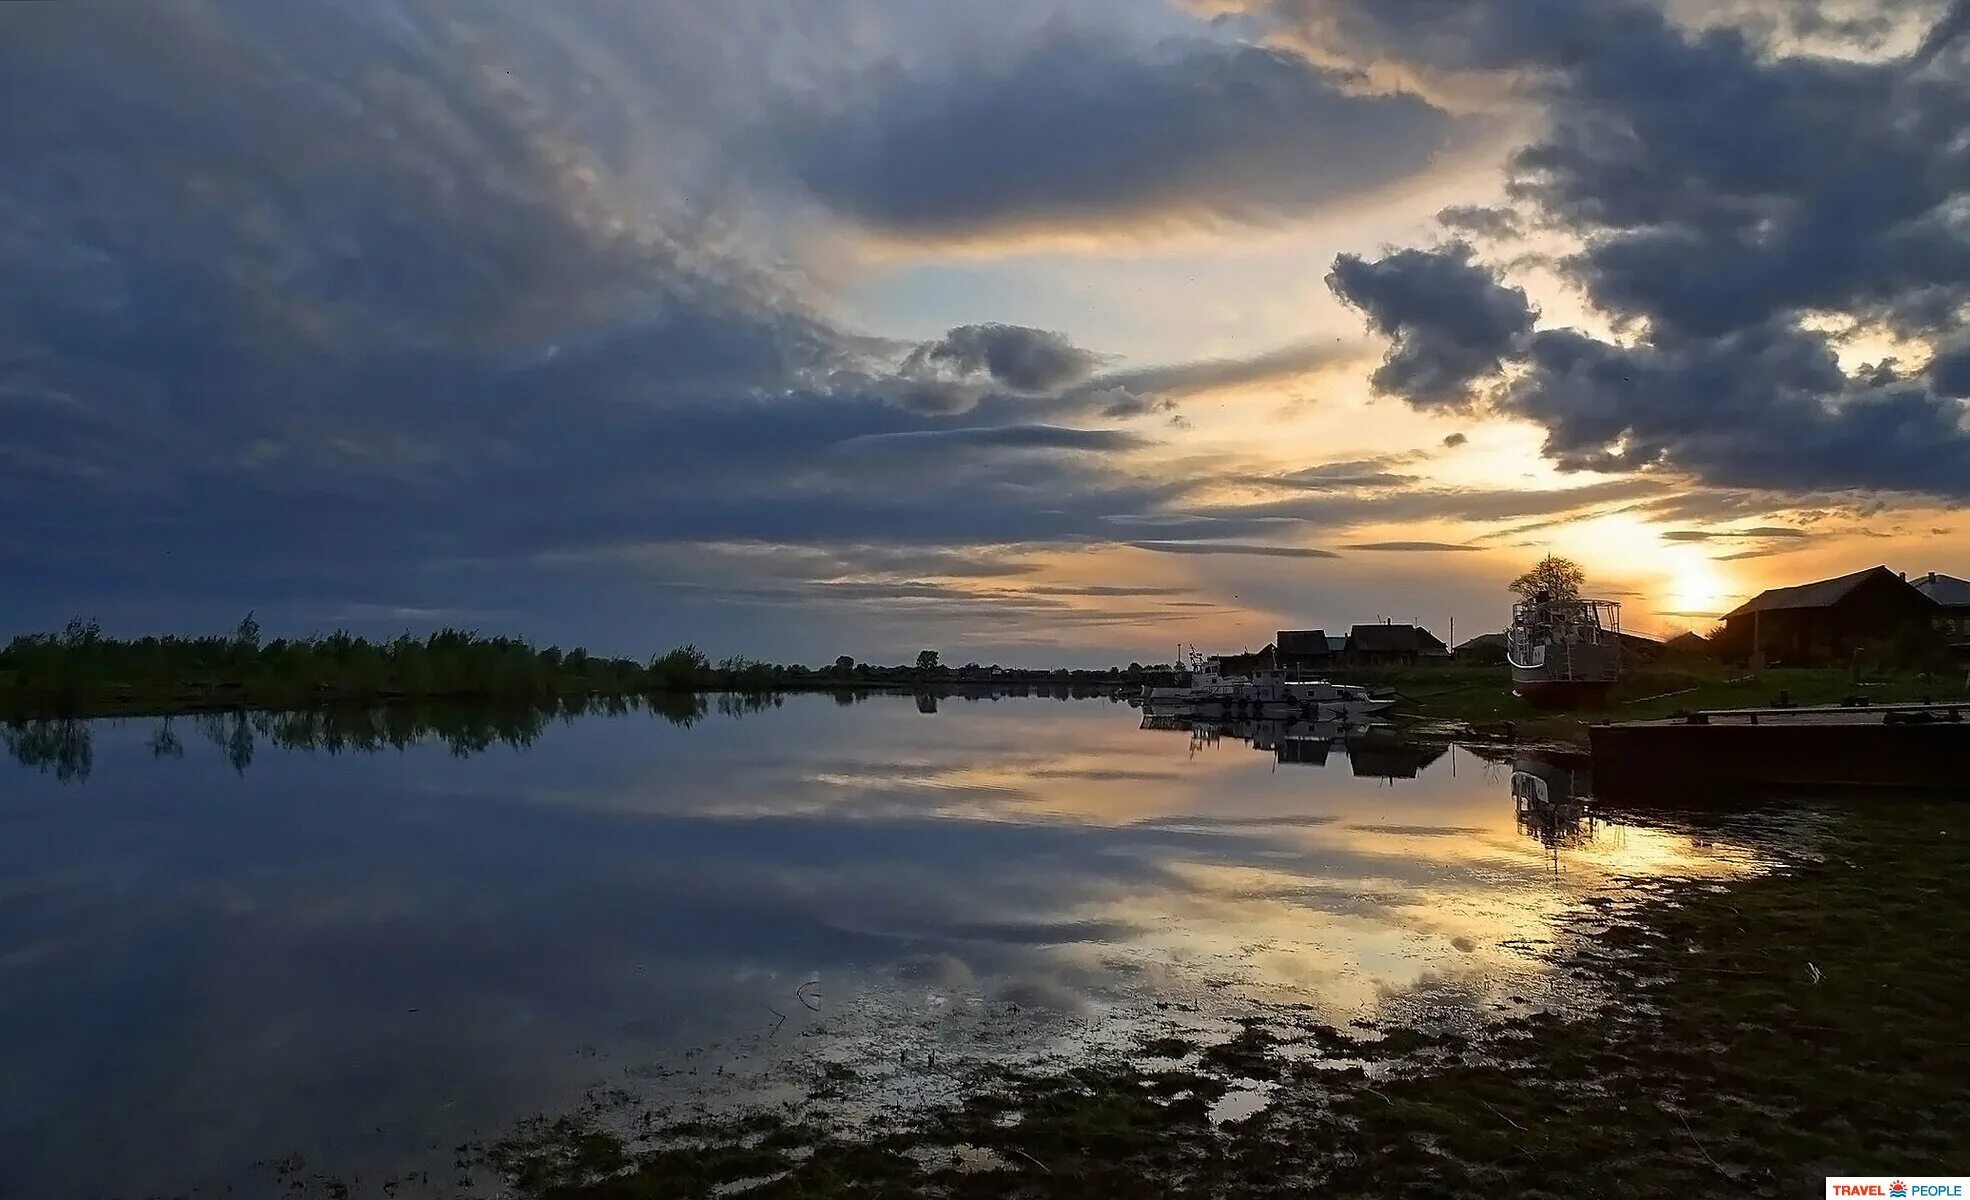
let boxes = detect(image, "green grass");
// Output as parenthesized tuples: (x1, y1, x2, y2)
(472, 798, 1970, 1198)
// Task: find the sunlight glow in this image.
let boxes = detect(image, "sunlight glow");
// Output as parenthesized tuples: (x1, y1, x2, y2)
(1665, 551, 1730, 621)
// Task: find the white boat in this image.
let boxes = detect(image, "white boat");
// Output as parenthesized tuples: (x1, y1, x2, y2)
(1145, 653, 1395, 722)
(1144, 650, 1235, 704)
(1508, 595, 1622, 708)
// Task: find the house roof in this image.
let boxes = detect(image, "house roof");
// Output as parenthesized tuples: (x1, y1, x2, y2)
(1349, 623, 1448, 653)
(1276, 629, 1331, 654)
(1725, 566, 1931, 618)
(1913, 571, 1970, 608)
(1453, 632, 1507, 653)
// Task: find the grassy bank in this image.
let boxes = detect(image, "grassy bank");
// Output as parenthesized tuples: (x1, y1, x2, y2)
(1357, 661, 1970, 744)
(471, 798, 1968, 1197)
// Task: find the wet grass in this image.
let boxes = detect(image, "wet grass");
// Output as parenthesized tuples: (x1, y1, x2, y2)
(475, 798, 1970, 1198)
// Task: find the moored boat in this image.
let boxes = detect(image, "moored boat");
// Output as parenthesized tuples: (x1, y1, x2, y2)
(1508, 595, 1622, 708)
(1144, 654, 1395, 721)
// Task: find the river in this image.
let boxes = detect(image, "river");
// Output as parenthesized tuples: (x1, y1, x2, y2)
(0, 693, 1768, 1197)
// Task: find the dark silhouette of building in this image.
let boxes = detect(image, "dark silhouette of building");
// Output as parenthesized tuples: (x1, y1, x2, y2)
(1212, 645, 1276, 676)
(1346, 623, 1449, 666)
(1662, 630, 1713, 658)
(1275, 629, 1334, 671)
(1719, 566, 1939, 665)
(1913, 571, 1970, 659)
(1452, 632, 1509, 664)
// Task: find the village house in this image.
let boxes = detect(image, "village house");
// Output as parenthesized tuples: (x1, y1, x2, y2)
(1718, 566, 1940, 666)
(1912, 571, 1970, 659)
(1274, 629, 1336, 671)
(1345, 622, 1450, 667)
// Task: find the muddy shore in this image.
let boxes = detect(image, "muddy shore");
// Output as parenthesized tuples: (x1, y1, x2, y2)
(461, 796, 1966, 1199)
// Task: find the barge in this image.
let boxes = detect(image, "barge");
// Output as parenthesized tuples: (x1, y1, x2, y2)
(1589, 702, 1969, 798)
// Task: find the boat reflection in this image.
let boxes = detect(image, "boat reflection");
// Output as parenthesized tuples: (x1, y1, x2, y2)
(1510, 754, 1601, 849)
(1140, 712, 1449, 778)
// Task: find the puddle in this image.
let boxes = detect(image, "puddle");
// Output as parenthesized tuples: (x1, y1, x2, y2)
(1207, 1080, 1279, 1126)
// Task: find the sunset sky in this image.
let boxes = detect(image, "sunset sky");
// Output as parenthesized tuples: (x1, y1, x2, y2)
(4, 0, 1968, 663)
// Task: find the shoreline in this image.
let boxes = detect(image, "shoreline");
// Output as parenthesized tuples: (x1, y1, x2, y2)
(10, 663, 1961, 740)
(463, 795, 1966, 1198)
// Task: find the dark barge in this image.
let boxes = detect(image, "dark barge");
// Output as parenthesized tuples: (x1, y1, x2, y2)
(1588, 702, 1969, 799)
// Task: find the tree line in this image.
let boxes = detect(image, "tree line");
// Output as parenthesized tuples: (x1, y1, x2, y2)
(0, 617, 1175, 721)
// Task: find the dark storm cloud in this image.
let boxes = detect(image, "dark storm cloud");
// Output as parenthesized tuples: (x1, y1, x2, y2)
(1327, 243, 1536, 409)
(1929, 338, 1970, 398)
(904, 324, 1100, 393)
(0, 1, 1209, 643)
(779, 36, 1462, 239)
(1301, 0, 1970, 497)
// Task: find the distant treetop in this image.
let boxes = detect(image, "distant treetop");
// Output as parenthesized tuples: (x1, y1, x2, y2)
(1510, 554, 1585, 601)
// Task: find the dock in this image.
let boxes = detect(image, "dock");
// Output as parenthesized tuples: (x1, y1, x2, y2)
(1588, 702, 1968, 798)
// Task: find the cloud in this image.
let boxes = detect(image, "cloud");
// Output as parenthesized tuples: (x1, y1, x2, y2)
(1090, 341, 1365, 399)
(1327, 242, 1536, 409)
(1254, 457, 1423, 490)
(1082, 388, 1158, 419)
(1436, 205, 1522, 240)
(835, 425, 1145, 452)
(1300, 0, 1970, 498)
(1929, 337, 1970, 397)
(903, 323, 1100, 392)
(0, 1, 1225, 653)
(1328, 242, 1970, 497)
(1441, 432, 1468, 448)
(1124, 541, 1341, 558)
(1341, 541, 1482, 552)
(1659, 527, 1809, 541)
(778, 35, 1464, 243)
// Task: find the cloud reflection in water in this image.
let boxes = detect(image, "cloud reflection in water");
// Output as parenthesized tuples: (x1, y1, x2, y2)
(0, 695, 1757, 1196)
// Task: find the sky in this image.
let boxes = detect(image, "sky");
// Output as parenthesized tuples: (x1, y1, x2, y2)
(3, 0, 1968, 665)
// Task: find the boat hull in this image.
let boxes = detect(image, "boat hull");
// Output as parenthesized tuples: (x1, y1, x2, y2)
(1511, 675, 1614, 709)
(1144, 696, 1394, 723)
(1590, 717, 1970, 799)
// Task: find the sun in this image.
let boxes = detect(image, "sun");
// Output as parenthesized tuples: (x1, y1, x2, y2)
(1665, 553, 1729, 618)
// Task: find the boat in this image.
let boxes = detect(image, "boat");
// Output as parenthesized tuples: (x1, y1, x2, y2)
(1143, 650, 1234, 704)
(1589, 702, 1970, 799)
(1507, 594, 1622, 708)
(1144, 653, 1395, 721)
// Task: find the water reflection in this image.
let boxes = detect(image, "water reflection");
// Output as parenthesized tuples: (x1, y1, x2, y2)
(0, 695, 1763, 1198)
(1511, 755, 1602, 849)
(1, 691, 782, 782)
(1141, 714, 1450, 779)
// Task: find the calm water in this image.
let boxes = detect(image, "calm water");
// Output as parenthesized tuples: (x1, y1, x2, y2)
(0, 694, 1762, 1197)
